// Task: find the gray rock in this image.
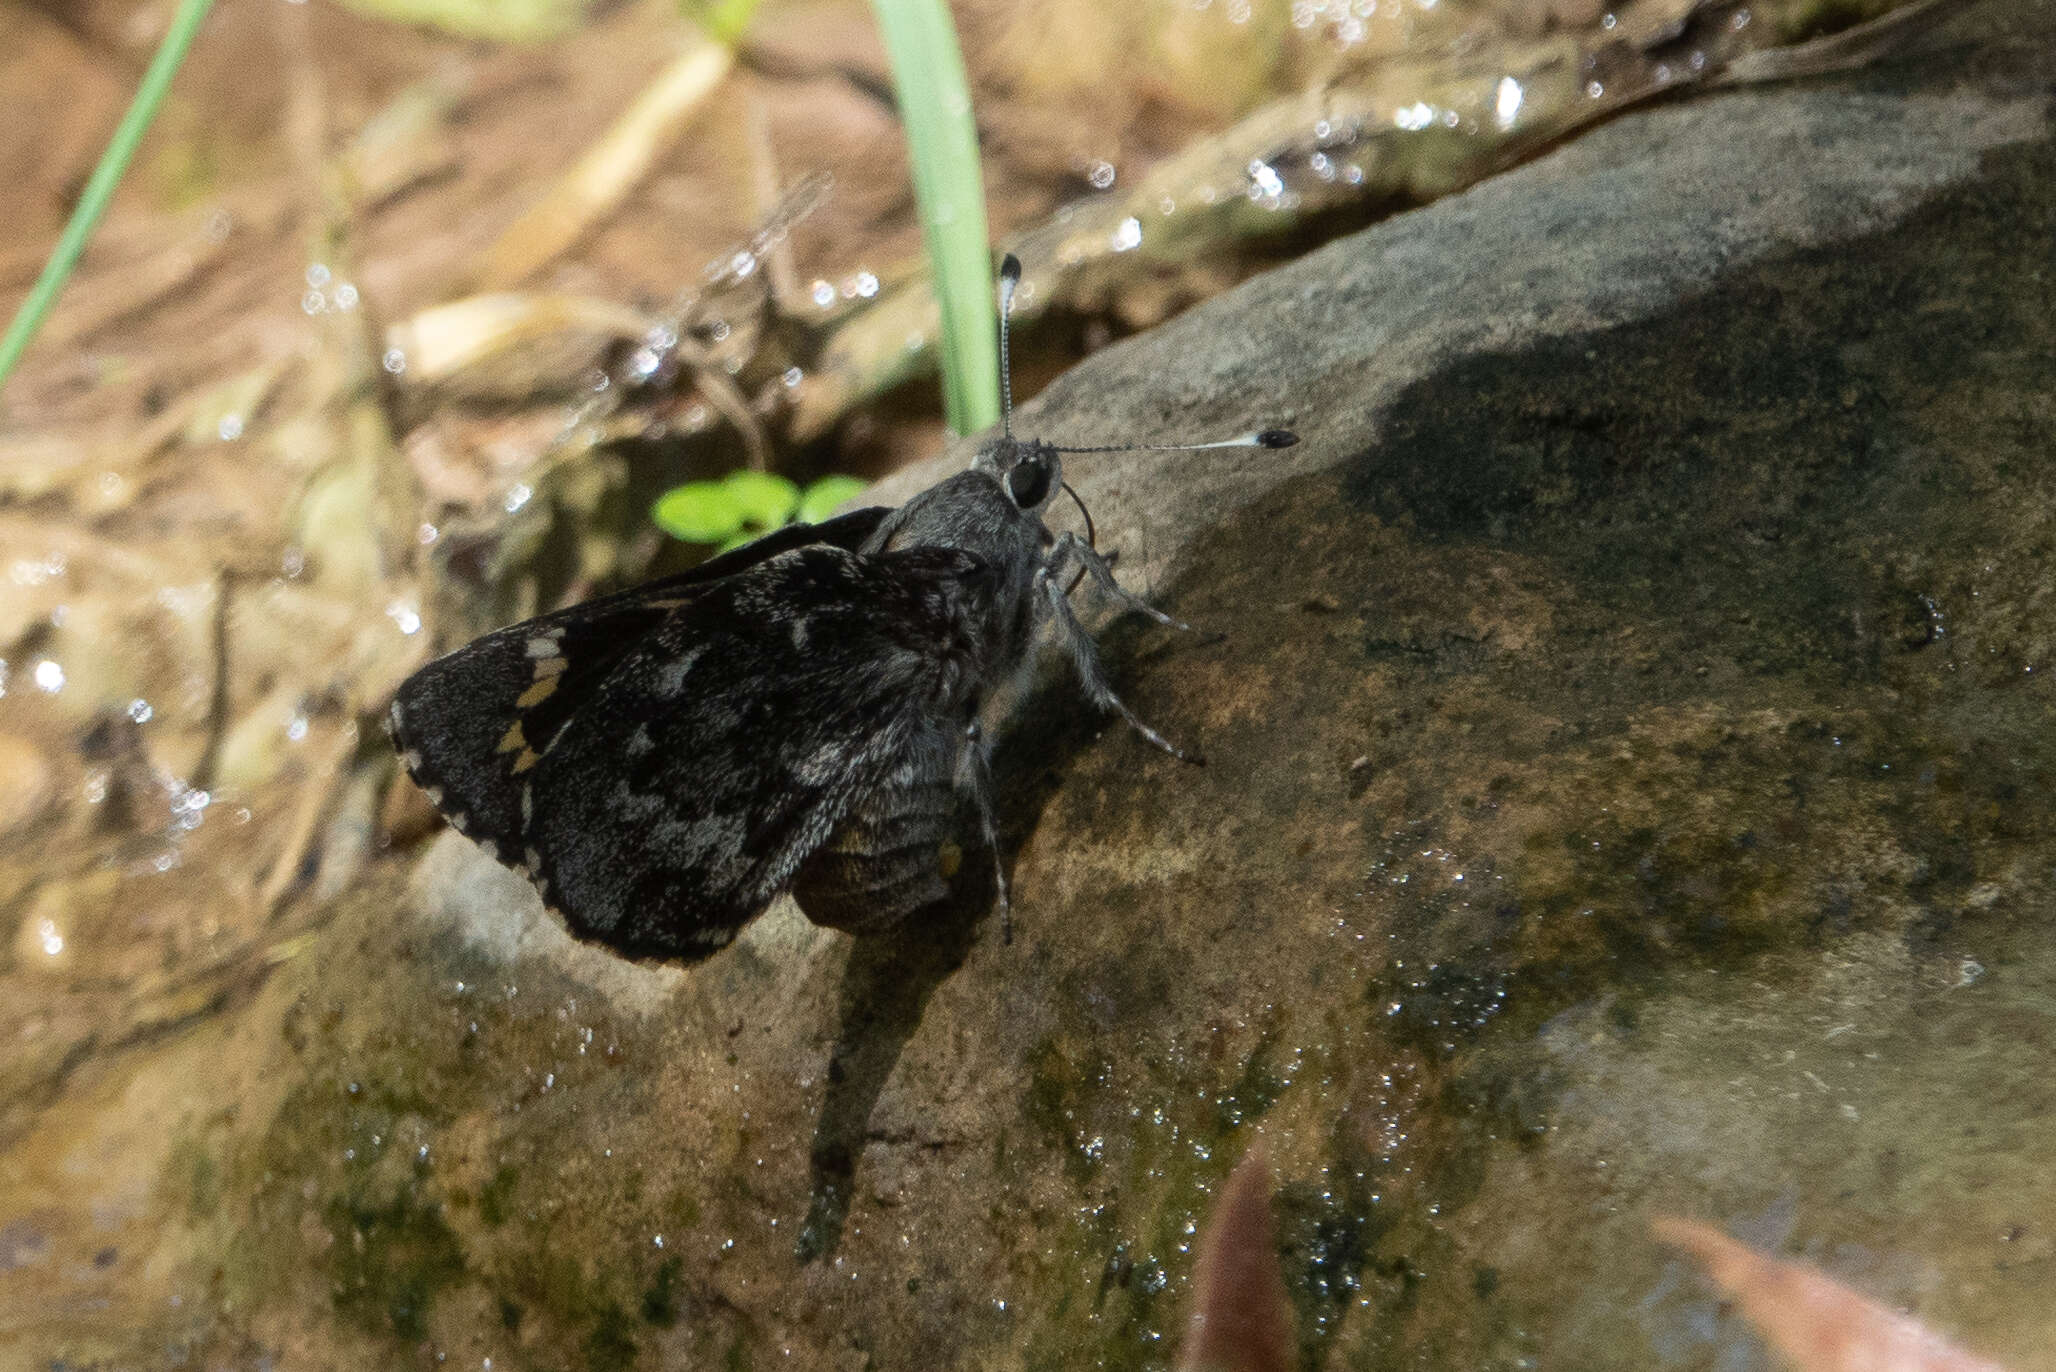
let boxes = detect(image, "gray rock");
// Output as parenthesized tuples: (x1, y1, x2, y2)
(199, 3, 2056, 1367)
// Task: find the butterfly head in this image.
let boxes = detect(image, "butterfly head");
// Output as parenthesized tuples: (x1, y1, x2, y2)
(980, 254, 1296, 525)
(971, 435, 1062, 516)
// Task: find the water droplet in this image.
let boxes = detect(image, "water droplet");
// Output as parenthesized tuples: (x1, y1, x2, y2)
(127, 698, 153, 723)
(1494, 76, 1524, 129)
(810, 279, 836, 308)
(33, 659, 64, 693)
(332, 282, 359, 311)
(1395, 102, 1435, 131)
(301, 291, 326, 315)
(1110, 217, 1142, 253)
(218, 413, 244, 442)
(504, 482, 533, 514)
(1087, 159, 1116, 190)
(382, 347, 407, 375)
(305, 263, 332, 288)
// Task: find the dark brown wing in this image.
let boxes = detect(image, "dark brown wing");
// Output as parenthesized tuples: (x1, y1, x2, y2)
(388, 508, 891, 869)
(517, 543, 997, 962)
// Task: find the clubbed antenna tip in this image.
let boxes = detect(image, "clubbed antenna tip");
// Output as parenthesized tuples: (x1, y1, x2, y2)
(1256, 429, 1299, 449)
(997, 254, 1022, 437)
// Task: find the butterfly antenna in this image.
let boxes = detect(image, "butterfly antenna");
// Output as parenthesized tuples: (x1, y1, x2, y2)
(1047, 428, 1299, 455)
(997, 253, 1022, 439)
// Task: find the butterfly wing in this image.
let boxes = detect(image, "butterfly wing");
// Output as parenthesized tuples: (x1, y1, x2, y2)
(388, 508, 891, 868)
(520, 542, 996, 960)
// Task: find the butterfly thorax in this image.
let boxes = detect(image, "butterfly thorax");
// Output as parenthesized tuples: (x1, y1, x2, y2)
(862, 458, 1053, 692)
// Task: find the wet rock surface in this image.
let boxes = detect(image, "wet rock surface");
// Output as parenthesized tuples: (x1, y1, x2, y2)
(22, 2, 2056, 1366)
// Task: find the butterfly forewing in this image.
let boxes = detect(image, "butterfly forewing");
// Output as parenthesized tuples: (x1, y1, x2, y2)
(388, 508, 891, 874)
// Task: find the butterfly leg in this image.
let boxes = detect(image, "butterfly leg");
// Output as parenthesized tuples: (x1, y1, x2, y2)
(1047, 532, 1193, 633)
(961, 720, 1012, 943)
(1037, 568, 1204, 766)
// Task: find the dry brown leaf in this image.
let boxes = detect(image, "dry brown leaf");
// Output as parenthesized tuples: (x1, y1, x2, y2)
(1654, 1217, 2009, 1372)
(1178, 1144, 1296, 1372)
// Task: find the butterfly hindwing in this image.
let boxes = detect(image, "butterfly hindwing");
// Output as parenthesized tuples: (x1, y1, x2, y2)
(388, 508, 892, 869)
(790, 739, 961, 936)
(521, 542, 997, 961)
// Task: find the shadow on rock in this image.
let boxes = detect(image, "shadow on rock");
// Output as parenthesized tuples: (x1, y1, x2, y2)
(795, 891, 980, 1262)
(794, 624, 1169, 1261)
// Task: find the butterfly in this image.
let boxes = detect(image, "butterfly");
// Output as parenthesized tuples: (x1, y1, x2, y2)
(388, 255, 1296, 962)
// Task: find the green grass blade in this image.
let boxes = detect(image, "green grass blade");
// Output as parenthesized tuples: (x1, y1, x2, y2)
(0, 0, 218, 397)
(867, 0, 997, 435)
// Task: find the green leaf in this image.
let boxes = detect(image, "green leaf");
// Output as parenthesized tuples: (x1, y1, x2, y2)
(795, 475, 869, 525)
(688, 0, 764, 44)
(868, 0, 998, 435)
(720, 470, 800, 530)
(651, 481, 747, 543)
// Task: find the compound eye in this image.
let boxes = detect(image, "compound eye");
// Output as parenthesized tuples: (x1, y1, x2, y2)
(1006, 454, 1052, 508)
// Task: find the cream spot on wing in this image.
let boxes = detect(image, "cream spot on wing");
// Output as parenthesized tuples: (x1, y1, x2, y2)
(532, 654, 568, 679)
(422, 784, 444, 805)
(516, 676, 558, 708)
(400, 749, 424, 773)
(525, 636, 563, 659)
(520, 785, 533, 824)
(497, 721, 527, 754)
(448, 810, 469, 832)
(512, 747, 540, 774)
(386, 699, 405, 737)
